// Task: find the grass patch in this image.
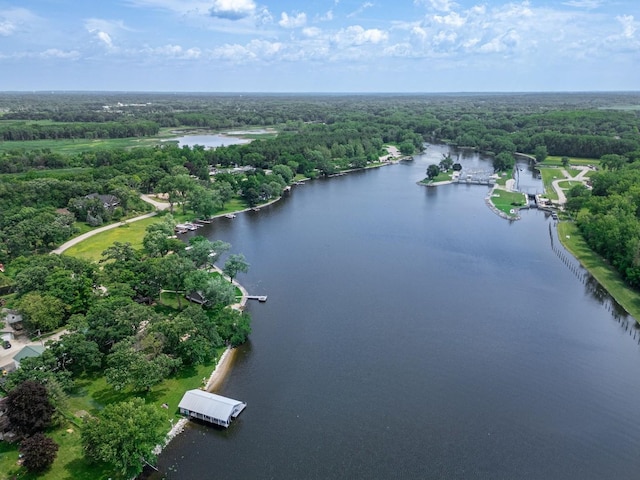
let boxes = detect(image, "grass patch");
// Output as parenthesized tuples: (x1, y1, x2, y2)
(490, 189, 527, 216)
(537, 167, 562, 200)
(556, 180, 582, 189)
(420, 171, 453, 184)
(63, 217, 160, 262)
(542, 156, 600, 167)
(558, 222, 640, 320)
(495, 169, 513, 186)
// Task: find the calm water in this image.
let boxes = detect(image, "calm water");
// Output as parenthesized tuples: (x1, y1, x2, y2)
(171, 134, 250, 149)
(152, 145, 640, 479)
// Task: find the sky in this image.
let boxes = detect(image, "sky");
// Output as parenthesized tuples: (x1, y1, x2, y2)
(0, 0, 638, 92)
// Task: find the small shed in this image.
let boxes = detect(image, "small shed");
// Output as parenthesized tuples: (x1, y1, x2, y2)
(13, 345, 45, 369)
(178, 389, 246, 428)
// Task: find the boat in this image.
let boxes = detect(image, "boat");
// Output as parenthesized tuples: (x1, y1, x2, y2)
(225, 214, 236, 219)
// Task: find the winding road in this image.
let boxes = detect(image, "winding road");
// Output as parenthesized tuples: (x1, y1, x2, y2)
(551, 166, 591, 205)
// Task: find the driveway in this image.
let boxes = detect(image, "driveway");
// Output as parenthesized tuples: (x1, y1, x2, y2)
(51, 194, 168, 255)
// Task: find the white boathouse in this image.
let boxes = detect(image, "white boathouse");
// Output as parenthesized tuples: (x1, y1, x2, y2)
(178, 389, 246, 428)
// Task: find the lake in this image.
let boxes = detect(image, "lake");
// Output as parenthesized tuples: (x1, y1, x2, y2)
(171, 134, 251, 149)
(151, 145, 640, 479)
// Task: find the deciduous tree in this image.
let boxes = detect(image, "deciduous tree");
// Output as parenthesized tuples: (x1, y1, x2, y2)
(81, 398, 166, 477)
(19, 433, 59, 473)
(7, 380, 55, 436)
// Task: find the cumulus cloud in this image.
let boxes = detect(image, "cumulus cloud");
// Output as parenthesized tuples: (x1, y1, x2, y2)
(85, 18, 130, 49)
(279, 12, 307, 29)
(210, 39, 282, 62)
(143, 44, 202, 58)
(303, 27, 322, 37)
(209, 0, 257, 20)
(333, 25, 388, 47)
(616, 14, 637, 39)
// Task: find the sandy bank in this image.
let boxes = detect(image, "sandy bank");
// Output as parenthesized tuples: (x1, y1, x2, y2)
(205, 347, 236, 392)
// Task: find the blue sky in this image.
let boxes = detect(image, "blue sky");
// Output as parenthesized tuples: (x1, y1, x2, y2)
(0, 0, 638, 92)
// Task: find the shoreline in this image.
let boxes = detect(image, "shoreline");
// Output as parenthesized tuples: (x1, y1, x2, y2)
(205, 347, 236, 392)
(157, 347, 237, 456)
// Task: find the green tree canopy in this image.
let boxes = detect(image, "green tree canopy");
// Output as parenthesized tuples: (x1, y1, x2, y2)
(81, 398, 166, 477)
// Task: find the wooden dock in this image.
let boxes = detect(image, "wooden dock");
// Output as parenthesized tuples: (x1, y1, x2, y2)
(247, 295, 268, 302)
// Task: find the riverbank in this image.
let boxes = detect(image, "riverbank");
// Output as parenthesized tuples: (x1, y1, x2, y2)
(557, 221, 640, 321)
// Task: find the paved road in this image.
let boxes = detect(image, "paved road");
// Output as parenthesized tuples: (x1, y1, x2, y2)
(51, 195, 169, 255)
(551, 166, 591, 205)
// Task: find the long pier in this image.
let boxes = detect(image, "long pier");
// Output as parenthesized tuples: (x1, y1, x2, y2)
(246, 295, 268, 302)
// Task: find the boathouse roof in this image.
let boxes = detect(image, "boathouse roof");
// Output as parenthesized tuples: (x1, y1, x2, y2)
(178, 389, 246, 427)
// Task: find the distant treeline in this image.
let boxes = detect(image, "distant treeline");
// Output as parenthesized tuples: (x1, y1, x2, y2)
(0, 120, 159, 141)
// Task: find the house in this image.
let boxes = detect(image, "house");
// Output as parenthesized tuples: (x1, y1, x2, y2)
(12, 345, 45, 369)
(85, 193, 120, 211)
(2, 309, 23, 331)
(186, 291, 207, 305)
(178, 389, 246, 428)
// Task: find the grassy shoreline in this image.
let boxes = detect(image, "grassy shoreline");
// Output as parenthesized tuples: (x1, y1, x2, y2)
(557, 221, 640, 321)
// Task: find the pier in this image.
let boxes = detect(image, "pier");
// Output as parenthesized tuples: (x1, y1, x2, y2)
(247, 295, 268, 302)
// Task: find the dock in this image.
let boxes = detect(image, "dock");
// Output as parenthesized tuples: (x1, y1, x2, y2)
(247, 295, 268, 302)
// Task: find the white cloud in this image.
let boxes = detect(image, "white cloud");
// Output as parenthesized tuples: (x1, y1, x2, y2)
(347, 2, 374, 18)
(562, 0, 602, 9)
(40, 49, 81, 59)
(616, 15, 637, 39)
(210, 39, 282, 62)
(85, 19, 129, 49)
(0, 7, 38, 36)
(97, 31, 114, 47)
(0, 20, 16, 36)
(414, 0, 458, 12)
(333, 25, 388, 47)
(433, 12, 465, 27)
(143, 44, 202, 58)
(209, 0, 257, 20)
(279, 12, 307, 29)
(303, 27, 322, 37)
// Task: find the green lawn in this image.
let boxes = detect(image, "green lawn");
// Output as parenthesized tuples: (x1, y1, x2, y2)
(495, 169, 513, 186)
(556, 180, 582, 189)
(489, 189, 527, 216)
(558, 222, 640, 320)
(63, 217, 161, 262)
(420, 171, 454, 184)
(542, 156, 600, 167)
(538, 167, 562, 200)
